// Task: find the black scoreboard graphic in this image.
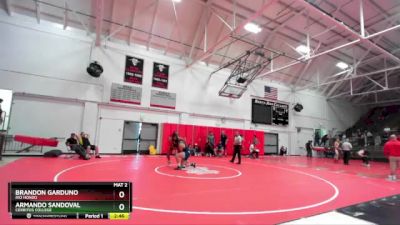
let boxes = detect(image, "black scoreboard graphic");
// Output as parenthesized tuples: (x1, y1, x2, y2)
(272, 102, 289, 125)
(252, 99, 289, 126)
(9, 182, 132, 220)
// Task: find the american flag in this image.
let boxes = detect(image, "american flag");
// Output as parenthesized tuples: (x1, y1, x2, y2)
(264, 86, 277, 100)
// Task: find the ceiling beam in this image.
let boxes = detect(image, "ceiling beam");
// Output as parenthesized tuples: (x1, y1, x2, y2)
(365, 76, 386, 89)
(35, 0, 40, 24)
(258, 39, 359, 80)
(322, 15, 400, 97)
(259, 18, 400, 82)
(211, 8, 233, 31)
(63, 1, 68, 30)
(4, 0, 12, 16)
(146, 0, 160, 51)
(297, 0, 400, 64)
(187, 1, 211, 62)
(187, 0, 279, 68)
(211, 0, 364, 74)
(259, 0, 400, 88)
(316, 65, 400, 88)
(204, 14, 229, 65)
(94, 0, 104, 46)
(357, 98, 400, 106)
(72, 13, 90, 35)
(171, 0, 187, 58)
(340, 85, 400, 98)
(127, 0, 137, 45)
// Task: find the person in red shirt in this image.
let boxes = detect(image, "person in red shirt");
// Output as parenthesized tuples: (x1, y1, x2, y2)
(383, 134, 400, 181)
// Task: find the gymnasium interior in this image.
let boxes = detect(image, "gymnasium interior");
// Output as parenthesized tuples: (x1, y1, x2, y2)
(0, 0, 400, 224)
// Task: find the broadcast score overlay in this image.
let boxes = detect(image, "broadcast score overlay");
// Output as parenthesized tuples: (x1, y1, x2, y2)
(8, 182, 132, 220)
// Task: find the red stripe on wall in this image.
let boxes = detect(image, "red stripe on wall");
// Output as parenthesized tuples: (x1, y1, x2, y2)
(110, 99, 141, 105)
(150, 104, 176, 109)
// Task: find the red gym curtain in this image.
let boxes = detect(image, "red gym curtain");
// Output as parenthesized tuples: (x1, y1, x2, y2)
(161, 123, 265, 155)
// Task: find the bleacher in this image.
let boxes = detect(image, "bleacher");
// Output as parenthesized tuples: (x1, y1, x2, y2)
(344, 105, 400, 162)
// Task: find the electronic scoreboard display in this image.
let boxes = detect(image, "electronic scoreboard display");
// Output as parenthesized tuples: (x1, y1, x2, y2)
(252, 99, 289, 126)
(8, 182, 132, 220)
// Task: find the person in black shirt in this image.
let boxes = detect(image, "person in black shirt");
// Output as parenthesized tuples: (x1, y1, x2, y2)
(0, 98, 3, 127)
(279, 146, 287, 156)
(306, 140, 313, 158)
(66, 133, 90, 160)
(167, 131, 180, 164)
(80, 132, 101, 158)
(220, 130, 228, 156)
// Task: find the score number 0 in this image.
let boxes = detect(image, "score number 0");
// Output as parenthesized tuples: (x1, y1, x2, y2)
(118, 190, 125, 211)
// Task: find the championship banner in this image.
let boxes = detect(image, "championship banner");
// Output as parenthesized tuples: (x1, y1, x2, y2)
(150, 90, 176, 109)
(124, 56, 144, 84)
(152, 62, 169, 89)
(110, 83, 142, 105)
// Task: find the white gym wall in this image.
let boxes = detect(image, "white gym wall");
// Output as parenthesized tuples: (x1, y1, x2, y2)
(0, 11, 366, 155)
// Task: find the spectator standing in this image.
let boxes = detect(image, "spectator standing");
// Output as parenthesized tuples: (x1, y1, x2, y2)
(305, 140, 313, 158)
(383, 135, 400, 181)
(220, 130, 228, 156)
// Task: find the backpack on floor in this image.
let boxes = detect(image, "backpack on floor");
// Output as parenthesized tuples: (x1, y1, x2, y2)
(44, 149, 63, 157)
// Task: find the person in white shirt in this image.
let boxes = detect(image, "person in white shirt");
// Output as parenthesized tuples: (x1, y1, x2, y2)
(333, 138, 341, 163)
(341, 139, 352, 165)
(357, 149, 370, 167)
(230, 132, 243, 164)
(249, 143, 259, 159)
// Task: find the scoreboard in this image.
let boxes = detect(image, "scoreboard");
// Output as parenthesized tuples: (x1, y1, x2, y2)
(272, 102, 289, 126)
(9, 182, 132, 220)
(252, 99, 289, 126)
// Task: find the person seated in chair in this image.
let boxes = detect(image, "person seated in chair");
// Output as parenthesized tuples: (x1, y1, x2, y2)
(357, 149, 370, 167)
(193, 143, 202, 156)
(215, 143, 225, 157)
(66, 133, 90, 160)
(249, 143, 259, 159)
(80, 132, 101, 158)
(279, 146, 287, 156)
(205, 142, 215, 157)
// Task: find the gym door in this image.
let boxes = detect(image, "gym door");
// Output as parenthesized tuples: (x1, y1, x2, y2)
(264, 133, 278, 154)
(122, 122, 158, 154)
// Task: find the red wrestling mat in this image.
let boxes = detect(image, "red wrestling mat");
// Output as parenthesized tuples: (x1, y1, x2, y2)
(0, 155, 399, 225)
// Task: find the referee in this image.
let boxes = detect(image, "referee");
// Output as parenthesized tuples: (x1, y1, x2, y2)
(230, 132, 243, 164)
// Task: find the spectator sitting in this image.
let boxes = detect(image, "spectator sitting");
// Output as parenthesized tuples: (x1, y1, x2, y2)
(79, 132, 101, 158)
(279, 146, 287, 156)
(357, 149, 370, 167)
(187, 144, 195, 156)
(249, 143, 259, 159)
(193, 143, 202, 156)
(215, 143, 225, 157)
(205, 142, 215, 157)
